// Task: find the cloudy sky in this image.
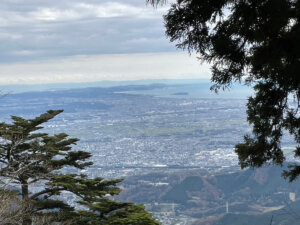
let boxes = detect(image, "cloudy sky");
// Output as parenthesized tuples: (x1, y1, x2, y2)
(0, 0, 209, 85)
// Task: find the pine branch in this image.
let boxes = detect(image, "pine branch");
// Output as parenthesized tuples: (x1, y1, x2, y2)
(30, 187, 66, 200)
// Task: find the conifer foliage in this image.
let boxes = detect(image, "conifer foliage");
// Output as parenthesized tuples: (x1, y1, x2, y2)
(0, 110, 160, 225)
(150, 0, 300, 181)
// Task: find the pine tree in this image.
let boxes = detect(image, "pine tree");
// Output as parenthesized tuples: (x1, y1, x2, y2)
(0, 110, 160, 225)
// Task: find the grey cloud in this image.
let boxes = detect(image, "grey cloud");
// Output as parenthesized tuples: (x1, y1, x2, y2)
(0, 0, 174, 63)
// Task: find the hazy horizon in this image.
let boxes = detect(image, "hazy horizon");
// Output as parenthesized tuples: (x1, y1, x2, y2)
(0, 0, 210, 86)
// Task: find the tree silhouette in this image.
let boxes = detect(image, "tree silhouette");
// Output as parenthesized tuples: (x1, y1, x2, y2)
(149, 0, 300, 181)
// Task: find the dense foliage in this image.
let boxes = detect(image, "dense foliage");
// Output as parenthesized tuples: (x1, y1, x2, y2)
(150, 0, 300, 181)
(0, 110, 160, 225)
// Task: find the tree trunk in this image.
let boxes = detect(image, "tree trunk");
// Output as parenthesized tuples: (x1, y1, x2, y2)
(21, 179, 32, 225)
(21, 179, 29, 200)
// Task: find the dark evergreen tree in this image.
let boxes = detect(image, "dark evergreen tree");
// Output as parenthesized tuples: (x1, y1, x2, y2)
(149, 0, 300, 181)
(0, 110, 160, 225)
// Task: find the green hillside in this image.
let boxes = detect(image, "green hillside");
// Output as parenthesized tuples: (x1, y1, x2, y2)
(163, 176, 204, 203)
(120, 165, 300, 223)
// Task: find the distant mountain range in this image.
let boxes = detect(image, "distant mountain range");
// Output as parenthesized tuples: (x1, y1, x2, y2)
(0, 79, 210, 93)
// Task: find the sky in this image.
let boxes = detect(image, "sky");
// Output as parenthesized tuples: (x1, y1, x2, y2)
(0, 0, 210, 85)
